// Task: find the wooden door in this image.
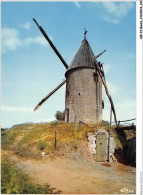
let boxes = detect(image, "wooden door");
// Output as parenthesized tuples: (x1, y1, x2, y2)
(96, 133, 107, 162)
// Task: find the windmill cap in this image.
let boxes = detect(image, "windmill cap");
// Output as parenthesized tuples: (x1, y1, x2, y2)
(65, 38, 95, 77)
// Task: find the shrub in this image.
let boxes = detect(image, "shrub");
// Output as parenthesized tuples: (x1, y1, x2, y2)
(55, 111, 65, 121)
(37, 141, 47, 151)
(51, 121, 58, 126)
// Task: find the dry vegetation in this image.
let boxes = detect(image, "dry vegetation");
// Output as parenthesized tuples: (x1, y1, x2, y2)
(1, 121, 135, 159)
(2, 121, 102, 159)
(1, 121, 136, 194)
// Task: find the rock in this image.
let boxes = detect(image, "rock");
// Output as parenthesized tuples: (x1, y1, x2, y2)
(41, 152, 46, 157)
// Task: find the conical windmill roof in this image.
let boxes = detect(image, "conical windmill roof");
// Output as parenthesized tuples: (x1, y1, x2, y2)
(65, 37, 95, 76)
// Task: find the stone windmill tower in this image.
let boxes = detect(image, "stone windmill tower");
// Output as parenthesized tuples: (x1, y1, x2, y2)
(33, 19, 117, 125)
(65, 36, 102, 123)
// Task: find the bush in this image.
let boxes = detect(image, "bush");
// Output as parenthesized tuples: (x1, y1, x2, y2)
(55, 111, 65, 121)
(37, 141, 47, 151)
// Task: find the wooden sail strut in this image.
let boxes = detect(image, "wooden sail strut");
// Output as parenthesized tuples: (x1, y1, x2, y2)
(33, 18, 69, 69)
(34, 80, 66, 111)
(94, 60, 117, 125)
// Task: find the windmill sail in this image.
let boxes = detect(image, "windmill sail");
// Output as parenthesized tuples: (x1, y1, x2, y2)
(32, 18, 68, 69)
(34, 80, 66, 111)
(32, 20, 117, 124)
(95, 50, 106, 59)
(94, 60, 117, 125)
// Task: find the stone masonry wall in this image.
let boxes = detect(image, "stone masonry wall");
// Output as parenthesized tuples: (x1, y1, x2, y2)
(87, 129, 116, 161)
(65, 68, 102, 123)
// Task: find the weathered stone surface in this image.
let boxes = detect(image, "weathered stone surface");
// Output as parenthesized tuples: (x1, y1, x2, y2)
(65, 68, 102, 123)
(64, 37, 102, 124)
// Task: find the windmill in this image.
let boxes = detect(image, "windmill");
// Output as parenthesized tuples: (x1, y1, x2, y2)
(33, 18, 117, 125)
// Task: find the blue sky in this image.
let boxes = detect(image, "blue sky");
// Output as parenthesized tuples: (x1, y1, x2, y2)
(1, 1, 136, 128)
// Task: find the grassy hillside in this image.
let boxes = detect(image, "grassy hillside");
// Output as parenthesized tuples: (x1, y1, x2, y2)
(1, 121, 100, 159)
(1, 121, 136, 194)
(1, 121, 136, 160)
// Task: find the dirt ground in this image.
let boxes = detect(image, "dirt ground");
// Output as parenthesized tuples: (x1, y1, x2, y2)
(4, 151, 136, 194)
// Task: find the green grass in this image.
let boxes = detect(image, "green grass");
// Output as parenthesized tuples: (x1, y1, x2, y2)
(1, 129, 21, 150)
(1, 121, 101, 159)
(1, 156, 59, 194)
(1, 121, 136, 159)
(37, 140, 48, 150)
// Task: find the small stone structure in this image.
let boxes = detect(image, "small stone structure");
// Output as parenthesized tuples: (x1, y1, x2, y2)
(87, 129, 116, 162)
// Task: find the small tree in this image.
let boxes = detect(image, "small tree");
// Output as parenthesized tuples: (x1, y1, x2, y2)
(55, 111, 65, 121)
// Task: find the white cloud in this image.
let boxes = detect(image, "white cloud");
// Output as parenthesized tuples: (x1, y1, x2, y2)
(21, 22, 31, 30)
(102, 2, 117, 14)
(101, 2, 134, 24)
(101, 16, 119, 24)
(103, 64, 111, 73)
(1, 28, 22, 53)
(1, 27, 51, 53)
(25, 36, 47, 46)
(73, 1, 81, 8)
(1, 105, 33, 112)
(102, 2, 134, 18)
